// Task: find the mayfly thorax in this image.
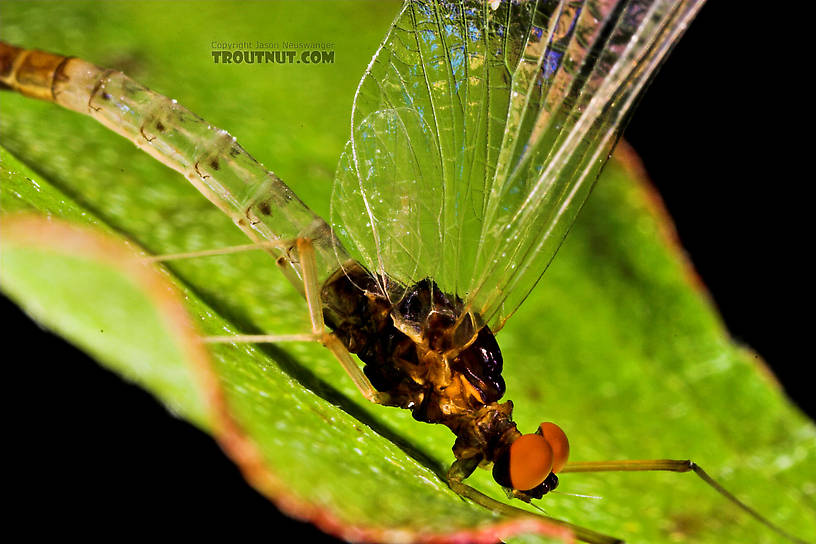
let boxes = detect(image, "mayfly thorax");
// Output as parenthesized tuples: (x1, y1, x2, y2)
(322, 261, 562, 498)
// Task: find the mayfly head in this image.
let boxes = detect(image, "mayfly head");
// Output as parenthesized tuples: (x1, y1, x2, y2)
(492, 421, 570, 499)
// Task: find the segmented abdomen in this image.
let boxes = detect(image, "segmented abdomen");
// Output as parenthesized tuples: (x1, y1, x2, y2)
(0, 41, 346, 285)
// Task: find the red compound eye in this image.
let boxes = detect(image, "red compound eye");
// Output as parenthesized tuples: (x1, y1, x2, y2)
(508, 433, 553, 491)
(538, 421, 570, 473)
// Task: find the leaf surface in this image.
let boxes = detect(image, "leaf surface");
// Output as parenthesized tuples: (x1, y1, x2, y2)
(1, 2, 814, 543)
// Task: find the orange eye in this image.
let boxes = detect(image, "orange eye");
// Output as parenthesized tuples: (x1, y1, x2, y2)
(508, 433, 553, 491)
(538, 422, 570, 473)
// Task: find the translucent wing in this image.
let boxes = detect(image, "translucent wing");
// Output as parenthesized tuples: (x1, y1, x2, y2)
(331, 0, 703, 329)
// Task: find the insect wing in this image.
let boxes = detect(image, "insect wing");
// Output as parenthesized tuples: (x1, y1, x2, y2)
(331, 0, 703, 327)
(333, 107, 444, 294)
(332, 0, 487, 300)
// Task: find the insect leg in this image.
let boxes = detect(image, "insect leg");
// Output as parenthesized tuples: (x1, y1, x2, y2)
(140, 240, 290, 263)
(291, 238, 388, 404)
(321, 334, 389, 404)
(561, 460, 808, 544)
(446, 459, 620, 544)
(142, 238, 322, 344)
(145, 237, 386, 404)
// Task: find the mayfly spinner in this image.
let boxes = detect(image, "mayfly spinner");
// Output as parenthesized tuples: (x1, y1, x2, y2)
(0, 1, 808, 543)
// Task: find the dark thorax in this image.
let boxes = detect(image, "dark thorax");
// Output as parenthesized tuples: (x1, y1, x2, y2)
(320, 262, 521, 466)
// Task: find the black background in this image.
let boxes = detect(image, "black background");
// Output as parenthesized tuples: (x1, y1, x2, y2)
(3, 2, 809, 540)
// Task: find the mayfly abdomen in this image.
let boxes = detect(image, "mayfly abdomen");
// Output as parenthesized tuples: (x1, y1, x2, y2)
(0, 42, 346, 283)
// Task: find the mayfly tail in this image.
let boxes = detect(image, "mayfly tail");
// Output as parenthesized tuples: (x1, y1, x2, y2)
(0, 41, 348, 284)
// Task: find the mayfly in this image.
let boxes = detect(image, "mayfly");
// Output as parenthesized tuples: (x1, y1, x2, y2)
(0, 1, 809, 543)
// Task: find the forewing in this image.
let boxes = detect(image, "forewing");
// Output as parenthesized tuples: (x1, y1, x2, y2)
(332, 0, 513, 299)
(331, 0, 703, 322)
(468, 0, 704, 328)
(333, 107, 443, 293)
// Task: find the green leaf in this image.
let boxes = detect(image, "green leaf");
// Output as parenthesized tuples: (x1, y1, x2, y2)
(1, 2, 814, 543)
(0, 216, 210, 427)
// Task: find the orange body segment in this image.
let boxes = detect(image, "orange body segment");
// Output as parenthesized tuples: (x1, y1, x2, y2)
(0, 42, 69, 102)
